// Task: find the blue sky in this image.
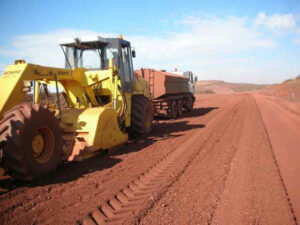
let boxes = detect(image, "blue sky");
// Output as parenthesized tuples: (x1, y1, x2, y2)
(1, 0, 300, 83)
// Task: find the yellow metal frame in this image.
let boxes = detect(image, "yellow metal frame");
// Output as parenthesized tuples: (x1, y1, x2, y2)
(0, 59, 150, 161)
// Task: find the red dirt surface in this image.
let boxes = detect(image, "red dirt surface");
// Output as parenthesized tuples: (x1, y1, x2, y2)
(255, 94, 300, 221)
(261, 78, 300, 102)
(0, 93, 299, 225)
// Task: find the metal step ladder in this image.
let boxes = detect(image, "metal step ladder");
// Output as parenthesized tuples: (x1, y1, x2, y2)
(148, 69, 155, 99)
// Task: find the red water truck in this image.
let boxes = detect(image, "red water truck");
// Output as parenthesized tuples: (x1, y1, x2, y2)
(135, 69, 196, 118)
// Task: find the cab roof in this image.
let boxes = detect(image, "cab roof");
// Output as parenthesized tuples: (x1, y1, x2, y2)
(58, 36, 130, 49)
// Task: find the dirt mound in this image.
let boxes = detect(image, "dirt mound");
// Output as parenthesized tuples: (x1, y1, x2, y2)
(196, 80, 267, 95)
(261, 77, 300, 102)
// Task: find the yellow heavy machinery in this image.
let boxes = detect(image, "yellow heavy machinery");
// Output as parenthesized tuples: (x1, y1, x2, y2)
(0, 35, 153, 181)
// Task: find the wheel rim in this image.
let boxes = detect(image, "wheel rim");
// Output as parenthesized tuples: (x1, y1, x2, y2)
(32, 126, 55, 163)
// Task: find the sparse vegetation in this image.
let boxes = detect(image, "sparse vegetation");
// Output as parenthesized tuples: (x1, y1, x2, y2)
(195, 80, 268, 94)
(195, 88, 216, 94)
(283, 78, 294, 84)
(229, 83, 268, 92)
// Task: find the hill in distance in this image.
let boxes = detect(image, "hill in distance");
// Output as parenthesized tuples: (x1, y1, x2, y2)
(196, 76, 300, 102)
(195, 80, 268, 95)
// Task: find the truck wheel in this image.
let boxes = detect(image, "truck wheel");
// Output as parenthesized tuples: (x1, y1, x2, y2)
(169, 100, 178, 119)
(130, 95, 153, 137)
(185, 95, 194, 112)
(0, 103, 63, 181)
(177, 100, 183, 116)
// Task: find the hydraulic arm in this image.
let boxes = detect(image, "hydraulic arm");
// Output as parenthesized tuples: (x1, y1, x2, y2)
(0, 35, 153, 181)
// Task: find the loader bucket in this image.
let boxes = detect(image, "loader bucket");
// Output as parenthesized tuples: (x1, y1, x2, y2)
(60, 106, 128, 161)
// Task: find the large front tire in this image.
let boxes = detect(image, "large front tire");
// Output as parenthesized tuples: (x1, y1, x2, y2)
(0, 103, 63, 181)
(130, 95, 153, 137)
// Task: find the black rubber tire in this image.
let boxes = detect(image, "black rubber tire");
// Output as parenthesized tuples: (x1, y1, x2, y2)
(0, 103, 63, 181)
(185, 95, 194, 112)
(177, 100, 183, 116)
(130, 95, 153, 137)
(168, 100, 178, 119)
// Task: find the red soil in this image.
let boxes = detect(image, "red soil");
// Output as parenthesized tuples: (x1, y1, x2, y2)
(0, 93, 299, 225)
(261, 78, 300, 102)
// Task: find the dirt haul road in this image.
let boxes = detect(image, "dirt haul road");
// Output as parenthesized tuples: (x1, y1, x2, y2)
(0, 93, 299, 225)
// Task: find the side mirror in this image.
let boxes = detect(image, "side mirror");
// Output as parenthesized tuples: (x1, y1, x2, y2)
(194, 76, 198, 82)
(132, 50, 136, 58)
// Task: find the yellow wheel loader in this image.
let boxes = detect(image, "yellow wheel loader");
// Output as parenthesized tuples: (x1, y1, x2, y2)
(0, 35, 153, 181)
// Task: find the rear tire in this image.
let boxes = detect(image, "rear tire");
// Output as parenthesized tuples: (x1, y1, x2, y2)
(0, 103, 63, 181)
(130, 95, 153, 137)
(185, 95, 194, 112)
(177, 100, 183, 116)
(169, 100, 178, 119)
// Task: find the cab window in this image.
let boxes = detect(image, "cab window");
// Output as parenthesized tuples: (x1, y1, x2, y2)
(80, 49, 102, 69)
(121, 45, 134, 91)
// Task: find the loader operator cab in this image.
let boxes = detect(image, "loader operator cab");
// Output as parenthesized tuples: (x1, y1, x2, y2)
(60, 36, 135, 92)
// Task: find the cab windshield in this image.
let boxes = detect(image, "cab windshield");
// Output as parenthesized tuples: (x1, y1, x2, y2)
(62, 45, 118, 70)
(60, 38, 134, 92)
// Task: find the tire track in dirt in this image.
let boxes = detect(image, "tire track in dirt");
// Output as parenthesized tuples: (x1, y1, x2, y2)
(260, 95, 300, 118)
(78, 95, 245, 225)
(0, 95, 241, 225)
(139, 94, 296, 225)
(254, 94, 300, 224)
(138, 94, 247, 225)
(209, 95, 296, 225)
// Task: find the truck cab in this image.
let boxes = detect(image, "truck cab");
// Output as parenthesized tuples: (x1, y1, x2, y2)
(170, 70, 195, 96)
(183, 71, 195, 96)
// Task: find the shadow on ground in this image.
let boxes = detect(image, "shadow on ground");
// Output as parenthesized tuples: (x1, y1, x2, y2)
(183, 107, 218, 118)
(154, 107, 218, 120)
(0, 107, 217, 193)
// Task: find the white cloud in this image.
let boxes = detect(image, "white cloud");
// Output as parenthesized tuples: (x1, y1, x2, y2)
(255, 12, 297, 34)
(295, 29, 300, 44)
(253, 12, 300, 45)
(131, 16, 275, 68)
(1, 29, 116, 67)
(1, 15, 297, 83)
